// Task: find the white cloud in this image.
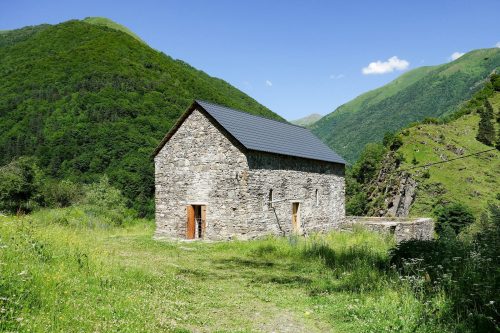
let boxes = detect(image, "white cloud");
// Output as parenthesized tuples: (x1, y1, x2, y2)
(450, 51, 465, 61)
(496, 41, 500, 48)
(265, 80, 273, 87)
(329, 74, 345, 79)
(362, 56, 409, 75)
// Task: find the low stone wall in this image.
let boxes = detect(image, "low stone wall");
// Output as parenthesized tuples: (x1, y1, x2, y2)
(342, 216, 434, 243)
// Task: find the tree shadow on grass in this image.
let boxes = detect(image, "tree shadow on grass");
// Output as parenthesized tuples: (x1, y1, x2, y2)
(216, 242, 391, 293)
(302, 243, 390, 293)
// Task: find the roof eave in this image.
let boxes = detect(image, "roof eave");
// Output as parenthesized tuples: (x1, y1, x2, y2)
(246, 148, 346, 165)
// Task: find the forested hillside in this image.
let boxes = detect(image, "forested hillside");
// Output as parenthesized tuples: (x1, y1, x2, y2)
(346, 74, 500, 218)
(313, 48, 500, 162)
(0, 19, 282, 215)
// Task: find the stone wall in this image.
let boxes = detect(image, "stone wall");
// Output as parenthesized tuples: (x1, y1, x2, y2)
(244, 151, 345, 238)
(342, 216, 434, 243)
(154, 108, 250, 240)
(154, 107, 345, 240)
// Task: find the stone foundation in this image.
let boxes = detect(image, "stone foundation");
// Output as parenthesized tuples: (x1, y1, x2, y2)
(342, 216, 434, 243)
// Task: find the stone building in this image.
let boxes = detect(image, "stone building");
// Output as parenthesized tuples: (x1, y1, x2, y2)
(152, 100, 346, 240)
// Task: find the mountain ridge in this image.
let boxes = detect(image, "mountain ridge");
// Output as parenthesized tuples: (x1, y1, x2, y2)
(312, 48, 500, 162)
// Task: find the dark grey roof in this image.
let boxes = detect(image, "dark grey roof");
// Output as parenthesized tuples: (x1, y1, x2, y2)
(195, 100, 346, 164)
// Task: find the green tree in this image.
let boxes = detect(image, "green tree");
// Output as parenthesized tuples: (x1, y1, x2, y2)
(476, 106, 495, 146)
(350, 143, 387, 184)
(0, 157, 43, 213)
(491, 73, 500, 92)
(0, 20, 282, 218)
(434, 202, 475, 235)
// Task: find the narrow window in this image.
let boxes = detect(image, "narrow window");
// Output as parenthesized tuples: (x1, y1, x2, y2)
(315, 189, 319, 206)
(268, 189, 273, 208)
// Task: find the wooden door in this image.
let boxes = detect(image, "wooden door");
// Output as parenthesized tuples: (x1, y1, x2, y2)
(186, 205, 195, 239)
(292, 203, 300, 233)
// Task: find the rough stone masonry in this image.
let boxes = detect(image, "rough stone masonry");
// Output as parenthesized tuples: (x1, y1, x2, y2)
(154, 106, 345, 240)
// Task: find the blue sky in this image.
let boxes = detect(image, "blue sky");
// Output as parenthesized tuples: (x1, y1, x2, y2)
(2, 0, 499, 120)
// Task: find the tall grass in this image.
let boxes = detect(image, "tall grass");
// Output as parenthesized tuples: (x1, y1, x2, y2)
(0, 209, 462, 332)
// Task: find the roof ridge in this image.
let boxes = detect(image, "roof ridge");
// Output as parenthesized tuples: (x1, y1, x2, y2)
(195, 99, 309, 130)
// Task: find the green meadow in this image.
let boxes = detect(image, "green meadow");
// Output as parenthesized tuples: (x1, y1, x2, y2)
(0, 207, 459, 333)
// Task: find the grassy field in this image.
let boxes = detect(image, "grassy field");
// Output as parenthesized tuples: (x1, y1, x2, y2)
(397, 92, 500, 217)
(0, 208, 455, 333)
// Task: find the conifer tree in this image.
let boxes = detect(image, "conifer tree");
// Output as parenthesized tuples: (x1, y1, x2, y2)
(476, 105, 495, 146)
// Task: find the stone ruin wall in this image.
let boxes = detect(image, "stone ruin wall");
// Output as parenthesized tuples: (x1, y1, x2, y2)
(342, 216, 434, 243)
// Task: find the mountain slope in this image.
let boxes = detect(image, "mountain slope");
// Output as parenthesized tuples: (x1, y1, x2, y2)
(399, 91, 500, 217)
(290, 113, 323, 127)
(348, 77, 500, 218)
(312, 48, 500, 162)
(0, 19, 282, 215)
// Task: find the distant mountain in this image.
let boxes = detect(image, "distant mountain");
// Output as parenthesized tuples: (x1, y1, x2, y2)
(0, 18, 282, 215)
(312, 48, 500, 162)
(290, 113, 323, 127)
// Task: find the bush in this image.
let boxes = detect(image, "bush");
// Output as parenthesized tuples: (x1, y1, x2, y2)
(0, 157, 43, 214)
(383, 132, 404, 151)
(434, 202, 475, 235)
(422, 117, 440, 124)
(346, 192, 368, 216)
(491, 73, 500, 92)
(390, 204, 500, 332)
(82, 175, 133, 226)
(41, 179, 82, 208)
(350, 143, 387, 184)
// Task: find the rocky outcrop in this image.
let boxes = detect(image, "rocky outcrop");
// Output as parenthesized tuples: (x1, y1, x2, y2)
(364, 151, 418, 217)
(386, 174, 417, 217)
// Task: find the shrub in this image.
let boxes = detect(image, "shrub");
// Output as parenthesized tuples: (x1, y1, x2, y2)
(433, 202, 475, 235)
(346, 192, 368, 216)
(390, 204, 500, 332)
(422, 117, 440, 124)
(491, 73, 500, 92)
(41, 179, 82, 208)
(350, 143, 387, 184)
(383, 132, 404, 151)
(383, 132, 395, 148)
(0, 157, 43, 214)
(82, 175, 133, 226)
